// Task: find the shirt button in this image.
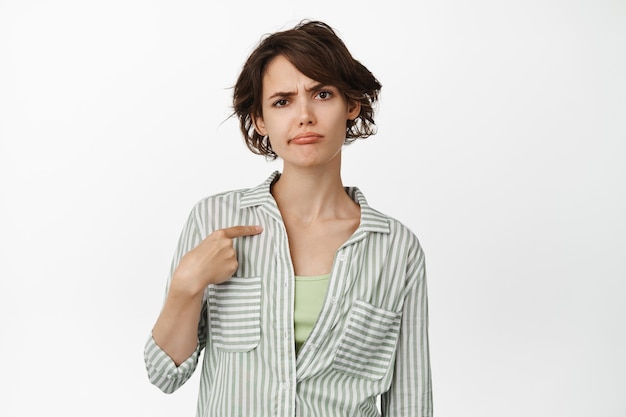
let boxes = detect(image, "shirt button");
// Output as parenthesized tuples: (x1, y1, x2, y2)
(330, 297, 337, 304)
(282, 382, 290, 390)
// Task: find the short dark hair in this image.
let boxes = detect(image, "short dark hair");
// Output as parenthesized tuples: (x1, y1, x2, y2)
(233, 20, 382, 159)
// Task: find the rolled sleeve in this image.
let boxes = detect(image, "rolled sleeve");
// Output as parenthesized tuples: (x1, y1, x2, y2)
(144, 335, 201, 394)
(144, 204, 206, 394)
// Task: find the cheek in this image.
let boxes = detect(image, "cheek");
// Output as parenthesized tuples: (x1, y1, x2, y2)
(329, 112, 349, 131)
(265, 119, 287, 136)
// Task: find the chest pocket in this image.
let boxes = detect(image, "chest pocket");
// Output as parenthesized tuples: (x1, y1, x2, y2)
(209, 276, 262, 352)
(332, 299, 402, 380)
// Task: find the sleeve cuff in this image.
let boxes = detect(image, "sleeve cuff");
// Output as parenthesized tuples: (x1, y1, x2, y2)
(144, 335, 201, 393)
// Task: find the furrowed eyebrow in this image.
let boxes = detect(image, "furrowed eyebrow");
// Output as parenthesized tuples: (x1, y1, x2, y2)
(266, 83, 328, 101)
(305, 83, 326, 93)
(267, 91, 294, 101)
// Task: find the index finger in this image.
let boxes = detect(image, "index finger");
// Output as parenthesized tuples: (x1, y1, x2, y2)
(220, 225, 263, 239)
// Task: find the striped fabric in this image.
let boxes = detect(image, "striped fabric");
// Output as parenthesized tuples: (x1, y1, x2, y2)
(144, 171, 432, 417)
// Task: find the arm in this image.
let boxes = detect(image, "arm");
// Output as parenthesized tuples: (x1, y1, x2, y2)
(381, 243, 433, 416)
(144, 206, 263, 393)
(144, 300, 207, 394)
(144, 207, 205, 393)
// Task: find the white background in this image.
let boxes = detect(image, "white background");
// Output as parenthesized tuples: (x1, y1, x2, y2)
(1, 0, 625, 416)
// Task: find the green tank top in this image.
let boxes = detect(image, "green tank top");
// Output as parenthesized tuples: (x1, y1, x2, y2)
(294, 273, 330, 353)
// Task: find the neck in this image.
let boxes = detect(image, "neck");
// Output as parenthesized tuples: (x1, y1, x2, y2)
(271, 156, 354, 222)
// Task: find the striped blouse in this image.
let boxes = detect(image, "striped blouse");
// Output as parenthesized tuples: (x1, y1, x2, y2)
(144, 171, 432, 416)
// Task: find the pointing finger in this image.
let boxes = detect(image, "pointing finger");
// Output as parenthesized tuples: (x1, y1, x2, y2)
(220, 225, 263, 239)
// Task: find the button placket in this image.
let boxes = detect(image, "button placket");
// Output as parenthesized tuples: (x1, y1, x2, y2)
(274, 221, 296, 414)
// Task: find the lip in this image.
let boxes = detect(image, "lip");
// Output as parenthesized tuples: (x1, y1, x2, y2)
(289, 132, 323, 145)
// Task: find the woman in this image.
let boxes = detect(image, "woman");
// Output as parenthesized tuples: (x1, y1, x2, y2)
(145, 20, 432, 417)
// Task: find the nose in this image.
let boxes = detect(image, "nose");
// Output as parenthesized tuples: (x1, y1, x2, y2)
(298, 100, 315, 126)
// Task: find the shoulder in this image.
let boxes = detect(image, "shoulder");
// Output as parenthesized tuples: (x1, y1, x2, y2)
(186, 187, 251, 232)
(190, 187, 248, 213)
(385, 213, 425, 257)
(188, 171, 278, 218)
(179, 188, 251, 240)
(350, 186, 424, 254)
(357, 202, 427, 291)
(376, 213, 427, 290)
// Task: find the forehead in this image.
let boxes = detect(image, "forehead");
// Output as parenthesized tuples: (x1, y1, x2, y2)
(262, 55, 318, 94)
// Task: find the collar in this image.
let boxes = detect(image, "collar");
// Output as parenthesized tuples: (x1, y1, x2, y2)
(240, 171, 390, 235)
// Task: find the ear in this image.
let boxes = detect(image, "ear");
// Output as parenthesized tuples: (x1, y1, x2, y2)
(347, 100, 361, 121)
(252, 114, 267, 136)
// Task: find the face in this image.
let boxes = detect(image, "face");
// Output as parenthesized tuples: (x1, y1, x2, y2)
(253, 55, 360, 169)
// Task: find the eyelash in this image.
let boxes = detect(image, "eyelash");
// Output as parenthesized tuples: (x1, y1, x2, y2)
(272, 90, 334, 107)
(316, 90, 333, 100)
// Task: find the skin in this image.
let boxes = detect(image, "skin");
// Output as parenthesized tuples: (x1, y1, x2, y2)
(151, 225, 263, 365)
(152, 54, 361, 365)
(254, 55, 361, 276)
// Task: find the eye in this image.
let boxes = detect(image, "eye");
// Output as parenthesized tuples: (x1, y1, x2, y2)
(316, 90, 333, 100)
(273, 98, 288, 107)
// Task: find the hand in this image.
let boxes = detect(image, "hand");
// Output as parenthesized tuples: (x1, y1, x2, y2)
(172, 225, 263, 294)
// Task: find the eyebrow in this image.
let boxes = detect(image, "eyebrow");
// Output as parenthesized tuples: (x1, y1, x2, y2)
(266, 82, 328, 101)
